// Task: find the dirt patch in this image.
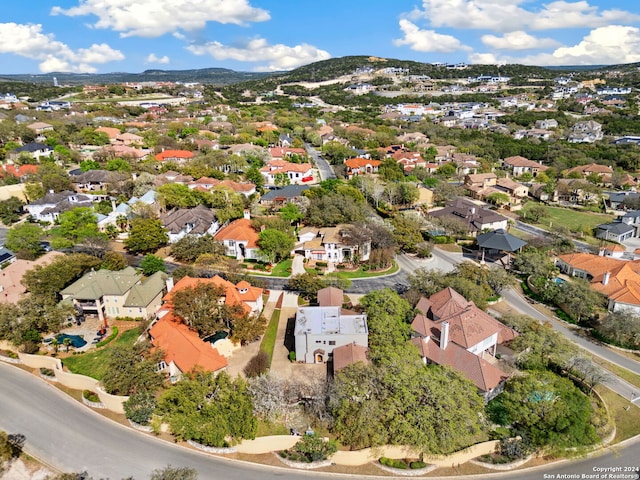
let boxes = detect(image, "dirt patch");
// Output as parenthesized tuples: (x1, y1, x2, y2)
(0, 459, 53, 480)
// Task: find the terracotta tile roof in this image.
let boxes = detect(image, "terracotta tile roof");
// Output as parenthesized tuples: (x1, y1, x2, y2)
(317, 286, 343, 307)
(344, 157, 381, 169)
(188, 178, 256, 194)
(155, 149, 195, 161)
(503, 155, 548, 170)
(566, 163, 613, 175)
(439, 305, 515, 348)
(150, 314, 227, 374)
(2, 164, 38, 178)
(95, 126, 120, 139)
(0, 252, 64, 304)
(214, 218, 259, 249)
(260, 159, 312, 174)
(427, 287, 471, 319)
(557, 252, 640, 306)
(411, 337, 507, 392)
(268, 147, 306, 158)
(164, 275, 260, 314)
(333, 343, 369, 373)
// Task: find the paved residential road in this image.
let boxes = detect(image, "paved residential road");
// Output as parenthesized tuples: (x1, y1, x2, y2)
(0, 362, 325, 480)
(304, 143, 336, 181)
(2, 362, 640, 480)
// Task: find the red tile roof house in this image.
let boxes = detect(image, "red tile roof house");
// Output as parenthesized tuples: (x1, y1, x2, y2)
(564, 163, 613, 180)
(343, 157, 381, 179)
(213, 212, 261, 260)
(410, 287, 517, 401)
(268, 147, 307, 161)
(555, 252, 640, 315)
(502, 156, 548, 177)
(149, 275, 264, 381)
(155, 149, 195, 165)
(259, 159, 313, 186)
(149, 312, 228, 382)
(188, 177, 256, 197)
(391, 151, 427, 173)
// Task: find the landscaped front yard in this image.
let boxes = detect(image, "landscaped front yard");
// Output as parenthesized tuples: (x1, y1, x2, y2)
(62, 327, 140, 380)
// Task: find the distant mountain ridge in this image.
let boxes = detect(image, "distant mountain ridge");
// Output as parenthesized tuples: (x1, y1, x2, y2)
(0, 56, 634, 87)
(0, 68, 275, 86)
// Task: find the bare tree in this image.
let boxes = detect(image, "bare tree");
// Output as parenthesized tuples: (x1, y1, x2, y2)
(247, 374, 290, 422)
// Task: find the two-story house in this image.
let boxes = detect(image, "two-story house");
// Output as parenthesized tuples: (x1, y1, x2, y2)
(26, 190, 95, 223)
(60, 268, 167, 322)
(260, 159, 313, 185)
(213, 212, 261, 260)
(502, 156, 548, 177)
(295, 287, 368, 364)
(427, 198, 509, 236)
(555, 253, 640, 315)
(300, 225, 372, 264)
(160, 204, 220, 243)
(8, 142, 53, 162)
(410, 287, 517, 400)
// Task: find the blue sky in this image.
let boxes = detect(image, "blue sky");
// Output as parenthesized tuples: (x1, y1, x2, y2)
(1, 0, 640, 74)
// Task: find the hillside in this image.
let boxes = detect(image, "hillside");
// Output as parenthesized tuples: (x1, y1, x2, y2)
(0, 68, 274, 86)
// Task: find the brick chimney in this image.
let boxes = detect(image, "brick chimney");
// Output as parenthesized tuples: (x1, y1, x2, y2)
(603, 272, 610, 286)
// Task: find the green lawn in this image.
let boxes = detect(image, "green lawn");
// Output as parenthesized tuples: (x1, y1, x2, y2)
(62, 328, 140, 380)
(269, 258, 292, 277)
(259, 309, 280, 366)
(335, 260, 399, 279)
(596, 387, 640, 442)
(520, 204, 613, 233)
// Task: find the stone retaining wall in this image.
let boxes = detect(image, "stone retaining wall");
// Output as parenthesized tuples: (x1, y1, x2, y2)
(469, 455, 533, 471)
(274, 453, 332, 470)
(14, 352, 128, 414)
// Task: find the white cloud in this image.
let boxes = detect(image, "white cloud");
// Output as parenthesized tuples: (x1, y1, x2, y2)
(146, 53, 170, 64)
(408, 0, 640, 32)
(186, 38, 331, 71)
(470, 25, 640, 66)
(481, 31, 561, 50)
(52, 0, 270, 38)
(0, 22, 123, 73)
(523, 25, 640, 65)
(393, 19, 470, 53)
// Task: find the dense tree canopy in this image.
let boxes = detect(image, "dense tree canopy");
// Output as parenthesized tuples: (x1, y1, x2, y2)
(125, 218, 169, 254)
(488, 370, 598, 450)
(329, 288, 485, 454)
(159, 371, 256, 447)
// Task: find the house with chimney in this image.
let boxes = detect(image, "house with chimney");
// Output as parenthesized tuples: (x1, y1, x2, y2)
(555, 253, 640, 315)
(299, 225, 371, 264)
(213, 212, 261, 260)
(427, 198, 509, 237)
(60, 268, 167, 322)
(410, 287, 517, 400)
(260, 159, 314, 186)
(149, 273, 264, 382)
(26, 190, 96, 223)
(294, 286, 368, 364)
(502, 156, 548, 177)
(160, 204, 220, 243)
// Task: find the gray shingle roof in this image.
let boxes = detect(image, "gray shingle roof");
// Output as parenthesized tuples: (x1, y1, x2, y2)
(476, 229, 527, 252)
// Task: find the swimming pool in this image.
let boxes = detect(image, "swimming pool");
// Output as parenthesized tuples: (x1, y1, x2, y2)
(553, 277, 566, 285)
(56, 334, 87, 348)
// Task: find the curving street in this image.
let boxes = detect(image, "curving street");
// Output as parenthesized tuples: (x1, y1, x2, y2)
(2, 361, 640, 479)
